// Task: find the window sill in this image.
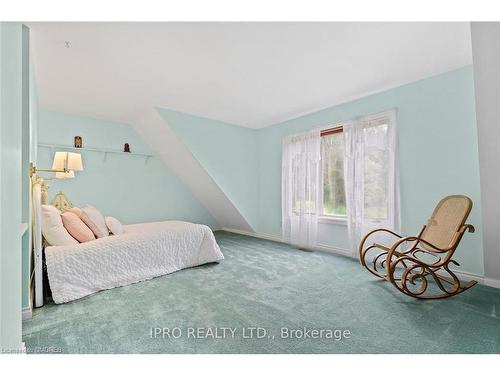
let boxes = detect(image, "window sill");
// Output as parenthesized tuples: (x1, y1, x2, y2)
(318, 216, 348, 225)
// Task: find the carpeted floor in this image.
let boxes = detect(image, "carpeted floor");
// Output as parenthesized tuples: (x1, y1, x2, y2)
(22, 231, 500, 354)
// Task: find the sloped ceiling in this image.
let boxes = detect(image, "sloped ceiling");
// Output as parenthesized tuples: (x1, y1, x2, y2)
(131, 109, 254, 231)
(158, 108, 260, 230)
(29, 22, 472, 129)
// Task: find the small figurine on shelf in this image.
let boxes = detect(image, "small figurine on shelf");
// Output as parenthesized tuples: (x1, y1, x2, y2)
(124, 143, 131, 153)
(74, 136, 82, 148)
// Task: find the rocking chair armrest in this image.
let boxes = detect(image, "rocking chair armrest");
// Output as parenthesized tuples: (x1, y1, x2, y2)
(358, 228, 403, 254)
(464, 224, 475, 233)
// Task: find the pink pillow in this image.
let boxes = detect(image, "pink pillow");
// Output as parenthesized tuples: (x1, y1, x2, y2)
(67, 207, 107, 238)
(67, 207, 83, 217)
(61, 211, 96, 243)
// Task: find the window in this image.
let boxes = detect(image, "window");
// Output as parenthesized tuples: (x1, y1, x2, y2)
(321, 127, 346, 217)
(320, 121, 390, 221)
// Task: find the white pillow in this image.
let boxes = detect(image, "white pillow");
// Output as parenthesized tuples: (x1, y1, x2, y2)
(41, 205, 79, 246)
(81, 204, 109, 238)
(105, 216, 124, 235)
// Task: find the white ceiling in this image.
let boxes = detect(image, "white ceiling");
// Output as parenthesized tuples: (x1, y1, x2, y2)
(29, 22, 472, 128)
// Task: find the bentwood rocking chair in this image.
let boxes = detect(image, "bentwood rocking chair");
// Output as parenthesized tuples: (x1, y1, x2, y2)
(359, 195, 477, 299)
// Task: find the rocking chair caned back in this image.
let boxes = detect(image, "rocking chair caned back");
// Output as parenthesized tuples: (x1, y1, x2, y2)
(359, 194, 477, 299)
(420, 195, 473, 251)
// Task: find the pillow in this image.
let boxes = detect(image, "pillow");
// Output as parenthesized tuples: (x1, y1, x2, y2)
(66, 206, 102, 238)
(61, 211, 96, 243)
(67, 207, 83, 217)
(105, 216, 124, 235)
(41, 205, 79, 246)
(81, 204, 109, 238)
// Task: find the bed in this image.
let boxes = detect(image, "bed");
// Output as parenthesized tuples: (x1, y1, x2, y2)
(31, 178, 224, 305)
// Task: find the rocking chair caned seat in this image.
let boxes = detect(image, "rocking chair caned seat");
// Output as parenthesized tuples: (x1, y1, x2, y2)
(359, 195, 477, 299)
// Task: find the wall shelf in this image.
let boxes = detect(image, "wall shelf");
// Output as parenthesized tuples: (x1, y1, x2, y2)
(38, 143, 154, 163)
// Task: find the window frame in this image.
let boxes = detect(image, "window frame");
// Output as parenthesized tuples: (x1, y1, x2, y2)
(319, 124, 348, 223)
(318, 110, 396, 225)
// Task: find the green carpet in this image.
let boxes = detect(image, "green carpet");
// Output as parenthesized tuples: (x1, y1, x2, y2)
(22, 231, 500, 354)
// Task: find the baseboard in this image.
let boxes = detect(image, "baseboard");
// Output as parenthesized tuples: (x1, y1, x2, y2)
(221, 227, 283, 243)
(484, 277, 500, 289)
(315, 243, 352, 257)
(22, 305, 32, 320)
(221, 227, 352, 257)
(450, 269, 483, 284)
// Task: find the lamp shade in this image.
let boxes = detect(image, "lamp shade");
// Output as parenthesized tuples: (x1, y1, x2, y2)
(67, 152, 83, 171)
(51, 152, 67, 170)
(52, 152, 83, 172)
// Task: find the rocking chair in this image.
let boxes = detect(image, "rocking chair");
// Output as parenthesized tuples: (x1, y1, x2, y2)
(359, 195, 477, 299)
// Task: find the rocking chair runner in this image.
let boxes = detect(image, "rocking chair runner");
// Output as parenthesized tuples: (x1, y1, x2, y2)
(359, 195, 477, 299)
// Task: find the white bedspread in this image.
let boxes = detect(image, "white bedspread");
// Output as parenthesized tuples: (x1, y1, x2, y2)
(45, 221, 224, 304)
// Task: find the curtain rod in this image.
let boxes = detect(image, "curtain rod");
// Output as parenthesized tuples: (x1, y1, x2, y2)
(320, 126, 343, 137)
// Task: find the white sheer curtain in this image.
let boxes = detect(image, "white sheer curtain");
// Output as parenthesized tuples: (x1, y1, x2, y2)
(282, 128, 321, 249)
(343, 110, 399, 256)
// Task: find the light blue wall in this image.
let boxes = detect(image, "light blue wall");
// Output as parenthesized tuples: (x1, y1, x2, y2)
(0, 21, 24, 351)
(257, 66, 484, 275)
(158, 108, 260, 230)
(164, 66, 483, 276)
(37, 110, 218, 228)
